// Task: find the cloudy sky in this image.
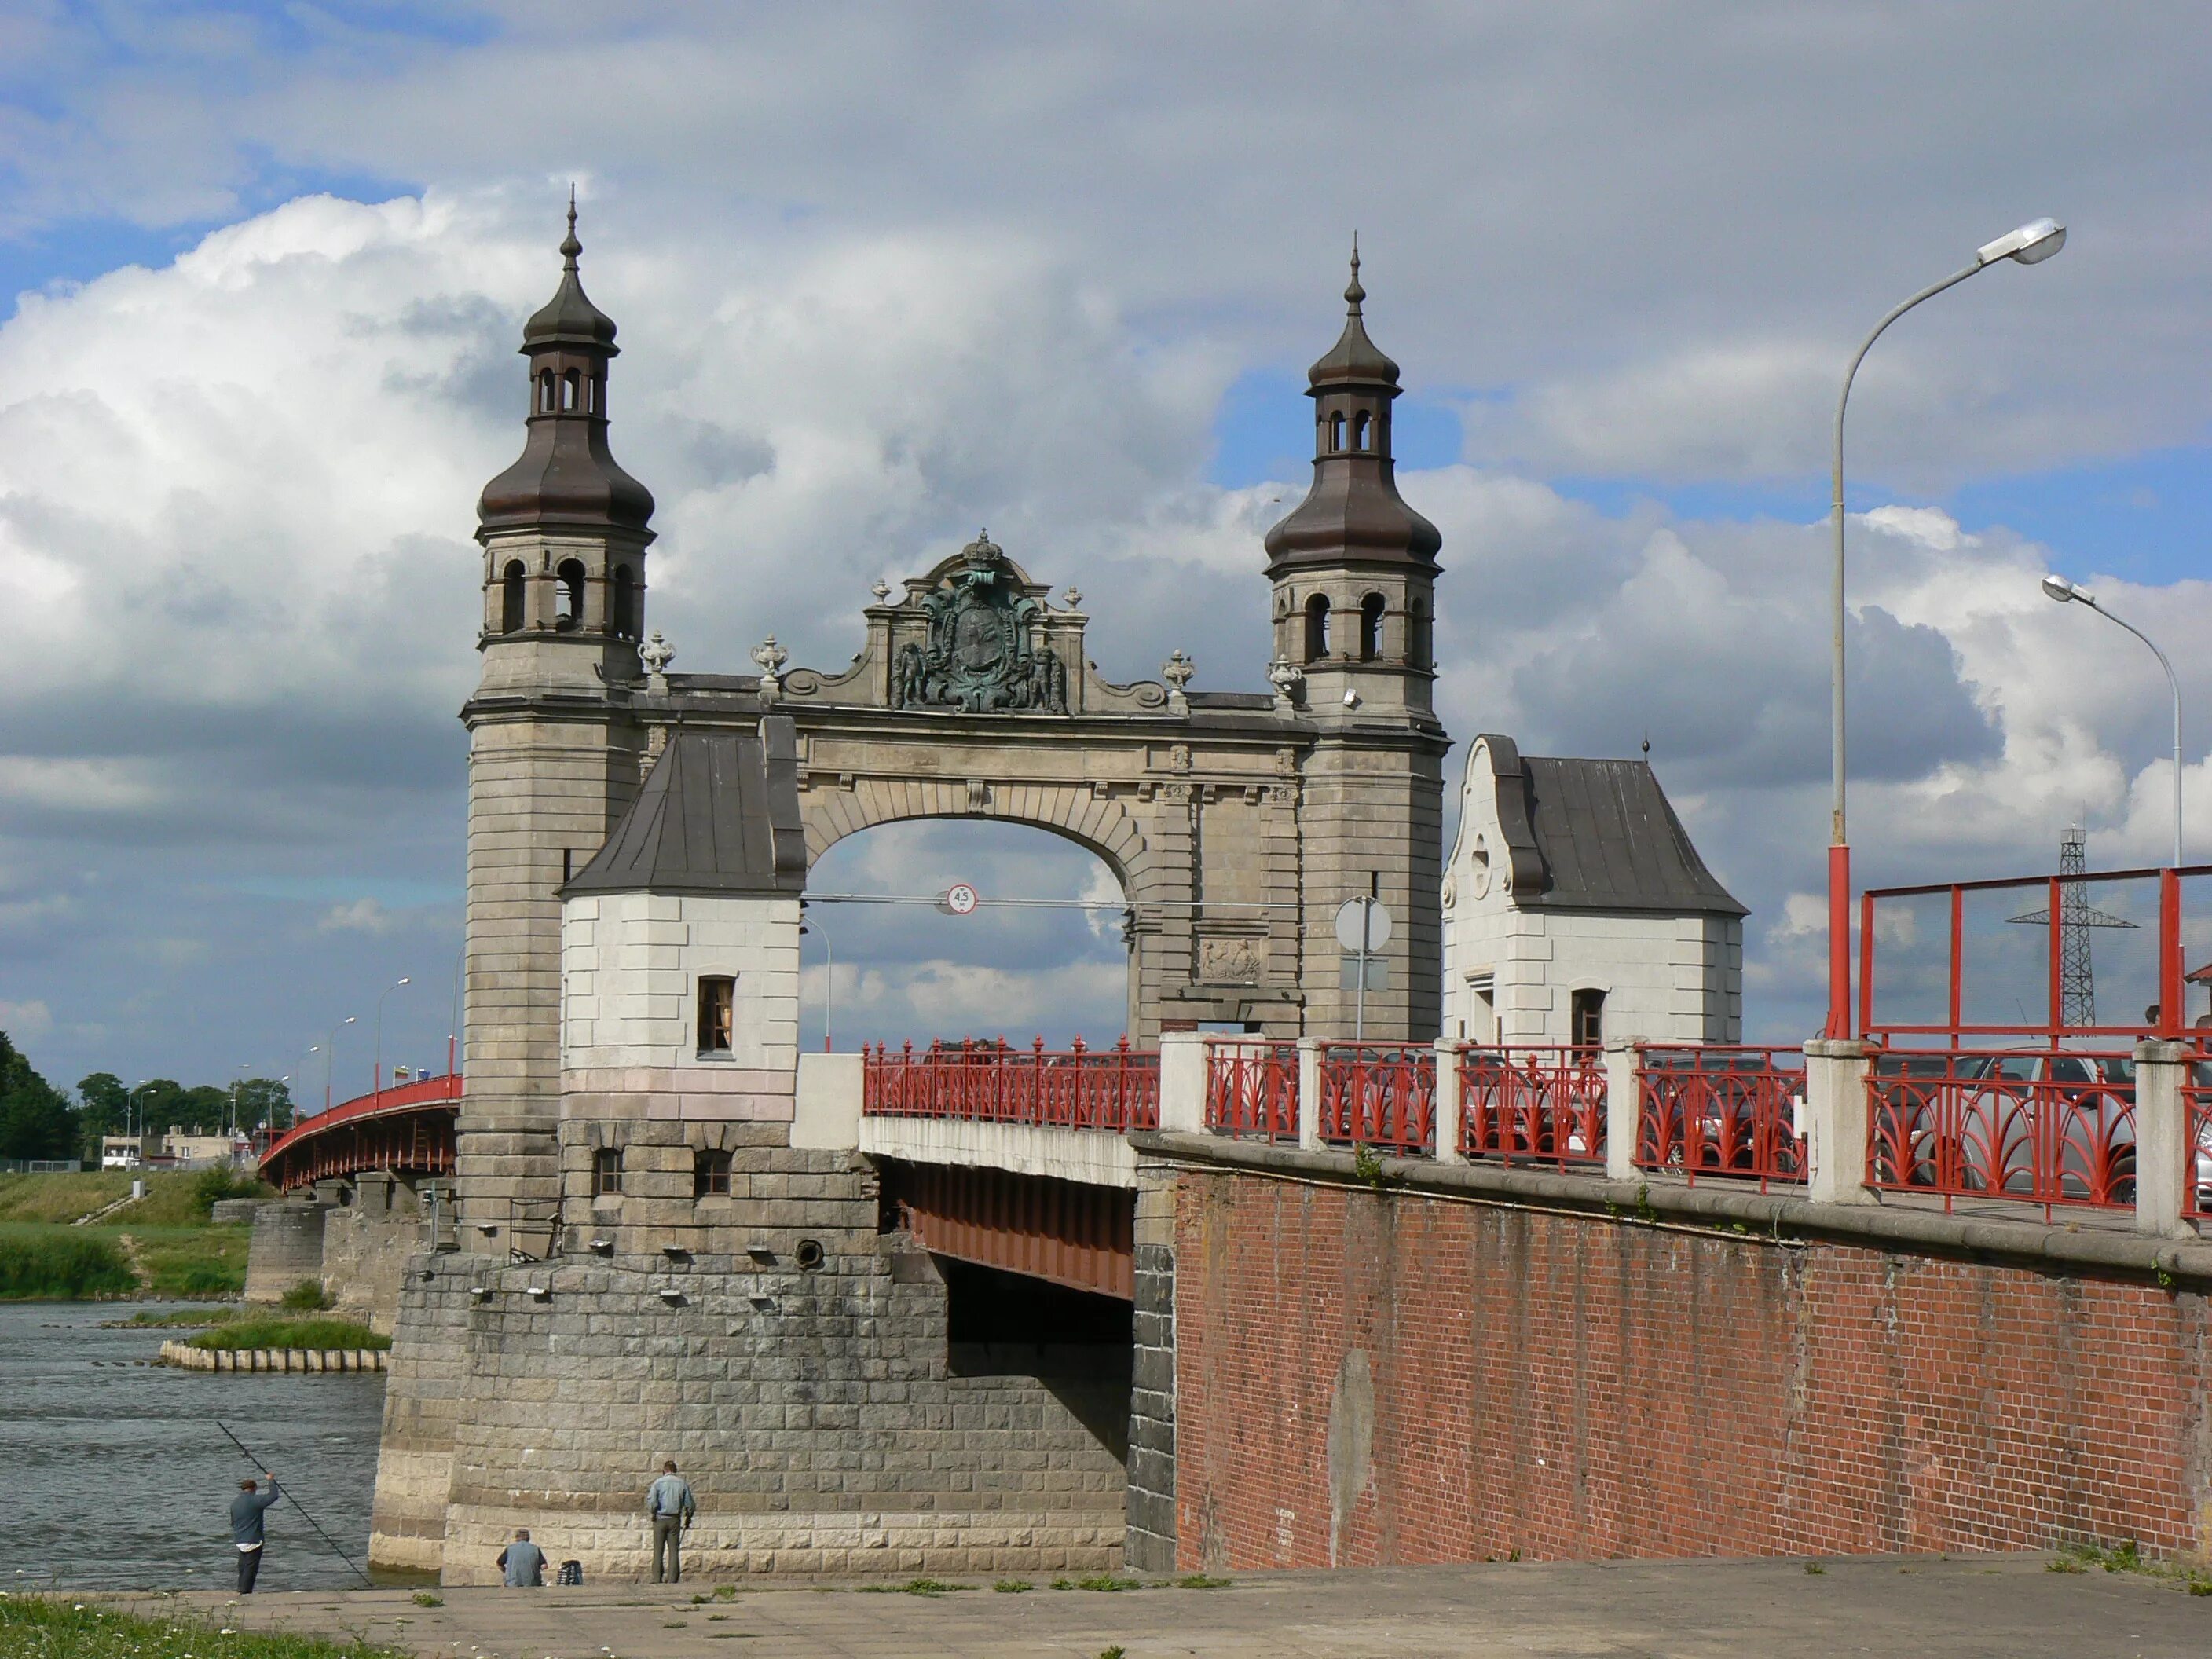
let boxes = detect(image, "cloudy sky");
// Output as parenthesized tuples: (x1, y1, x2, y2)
(1, 2, 2208, 1096)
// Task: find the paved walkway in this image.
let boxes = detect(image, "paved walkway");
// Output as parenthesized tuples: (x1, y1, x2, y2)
(104, 1553, 2212, 1657)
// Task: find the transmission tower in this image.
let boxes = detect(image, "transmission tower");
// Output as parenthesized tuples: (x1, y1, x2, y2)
(2007, 826, 2136, 1027)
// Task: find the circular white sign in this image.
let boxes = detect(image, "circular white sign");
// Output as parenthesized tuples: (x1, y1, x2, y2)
(1334, 897, 1393, 954)
(945, 883, 980, 915)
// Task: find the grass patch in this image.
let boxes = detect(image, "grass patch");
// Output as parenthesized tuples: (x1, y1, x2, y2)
(2051, 1538, 2212, 1595)
(0, 1170, 269, 1228)
(1074, 1575, 1142, 1592)
(0, 1595, 407, 1657)
(410, 1592, 441, 1608)
(114, 1306, 241, 1328)
(280, 1278, 335, 1311)
(0, 1227, 136, 1298)
(855, 1578, 969, 1596)
(992, 1579, 1033, 1593)
(187, 1313, 388, 1351)
(1177, 1573, 1232, 1588)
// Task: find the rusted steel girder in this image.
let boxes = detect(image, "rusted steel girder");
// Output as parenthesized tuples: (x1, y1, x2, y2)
(881, 1160, 1134, 1300)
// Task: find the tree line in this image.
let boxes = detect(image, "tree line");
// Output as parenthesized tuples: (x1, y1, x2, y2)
(0, 1030, 296, 1162)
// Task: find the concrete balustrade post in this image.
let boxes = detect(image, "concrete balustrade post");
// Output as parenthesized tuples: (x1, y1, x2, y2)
(1602, 1036, 1643, 1182)
(1158, 1033, 1207, 1135)
(1804, 1039, 1875, 1205)
(790, 1051, 865, 1150)
(1434, 1040, 1463, 1163)
(1297, 1038, 1324, 1152)
(2133, 1039, 2191, 1239)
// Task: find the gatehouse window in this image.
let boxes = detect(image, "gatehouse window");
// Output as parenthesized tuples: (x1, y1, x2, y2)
(1328, 412, 1345, 452)
(611, 565, 637, 639)
(698, 976, 734, 1054)
(554, 560, 585, 632)
(693, 1148, 733, 1199)
(1304, 593, 1331, 662)
(1409, 599, 1431, 670)
(1353, 411, 1372, 451)
(586, 375, 600, 415)
(1571, 988, 1606, 1049)
(1359, 593, 1386, 661)
(562, 369, 580, 411)
(591, 1147, 624, 1196)
(538, 369, 555, 412)
(500, 561, 526, 634)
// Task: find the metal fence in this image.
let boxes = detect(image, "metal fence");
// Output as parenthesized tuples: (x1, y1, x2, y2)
(1317, 1042, 1437, 1154)
(2186, 1060, 2212, 1225)
(1459, 1046, 1606, 1169)
(1203, 1038, 1300, 1143)
(1864, 1049, 2137, 1217)
(1635, 1046, 1807, 1191)
(859, 1038, 1161, 1133)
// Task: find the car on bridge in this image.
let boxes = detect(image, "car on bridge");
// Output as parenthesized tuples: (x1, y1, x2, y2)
(1869, 1049, 2137, 1206)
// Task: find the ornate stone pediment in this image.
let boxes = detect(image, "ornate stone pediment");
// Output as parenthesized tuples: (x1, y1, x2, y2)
(768, 530, 1170, 716)
(895, 532, 1067, 713)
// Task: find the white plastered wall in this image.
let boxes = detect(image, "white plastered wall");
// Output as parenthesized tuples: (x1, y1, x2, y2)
(559, 892, 801, 1075)
(1441, 737, 1743, 1046)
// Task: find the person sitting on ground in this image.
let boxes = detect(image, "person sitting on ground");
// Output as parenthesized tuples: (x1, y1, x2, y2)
(230, 1475, 283, 1595)
(497, 1528, 546, 1588)
(646, 1459, 698, 1584)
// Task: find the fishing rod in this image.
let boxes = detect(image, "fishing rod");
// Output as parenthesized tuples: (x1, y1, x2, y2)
(214, 1419, 372, 1588)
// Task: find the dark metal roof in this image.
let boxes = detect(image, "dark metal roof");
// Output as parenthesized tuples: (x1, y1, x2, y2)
(524, 196, 619, 350)
(564, 717, 807, 899)
(1306, 245, 1400, 389)
(1481, 734, 1746, 917)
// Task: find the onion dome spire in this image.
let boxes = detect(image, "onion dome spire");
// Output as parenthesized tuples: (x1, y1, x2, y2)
(477, 192, 654, 540)
(1262, 240, 1440, 577)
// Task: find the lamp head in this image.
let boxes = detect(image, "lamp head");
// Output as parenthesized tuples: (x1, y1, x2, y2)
(1978, 217, 2067, 268)
(2042, 573, 2089, 606)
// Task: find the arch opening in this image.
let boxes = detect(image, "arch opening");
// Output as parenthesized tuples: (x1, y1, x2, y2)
(500, 561, 526, 634)
(1304, 593, 1331, 662)
(554, 559, 585, 631)
(800, 817, 1135, 1053)
(1359, 591, 1386, 661)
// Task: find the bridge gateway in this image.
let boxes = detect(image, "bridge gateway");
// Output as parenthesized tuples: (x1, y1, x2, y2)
(368, 211, 1450, 1581)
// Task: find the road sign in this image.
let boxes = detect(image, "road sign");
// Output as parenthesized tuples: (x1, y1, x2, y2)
(1334, 897, 1392, 954)
(943, 883, 980, 916)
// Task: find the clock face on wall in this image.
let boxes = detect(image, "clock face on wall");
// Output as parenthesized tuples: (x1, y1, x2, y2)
(1469, 833, 1492, 899)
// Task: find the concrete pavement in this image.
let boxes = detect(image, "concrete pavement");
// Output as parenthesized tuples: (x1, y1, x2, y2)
(103, 1552, 2212, 1657)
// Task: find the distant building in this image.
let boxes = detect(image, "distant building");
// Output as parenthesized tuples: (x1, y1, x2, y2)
(159, 1130, 251, 1167)
(98, 1135, 142, 1170)
(1441, 734, 1745, 1047)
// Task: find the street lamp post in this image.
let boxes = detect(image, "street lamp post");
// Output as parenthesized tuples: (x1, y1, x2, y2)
(800, 911, 836, 1053)
(2042, 574, 2183, 869)
(1826, 215, 2067, 1038)
(324, 1016, 356, 1111)
(374, 976, 413, 1096)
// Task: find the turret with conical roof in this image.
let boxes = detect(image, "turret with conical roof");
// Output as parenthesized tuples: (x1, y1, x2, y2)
(474, 195, 656, 694)
(1263, 244, 1441, 720)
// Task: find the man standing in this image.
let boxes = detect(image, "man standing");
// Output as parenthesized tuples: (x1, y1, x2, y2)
(230, 1475, 282, 1594)
(496, 1529, 546, 1588)
(645, 1459, 696, 1584)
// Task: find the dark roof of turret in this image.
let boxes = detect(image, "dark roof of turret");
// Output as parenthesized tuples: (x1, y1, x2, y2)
(1306, 244, 1399, 388)
(564, 720, 807, 899)
(1478, 734, 1747, 917)
(523, 194, 619, 350)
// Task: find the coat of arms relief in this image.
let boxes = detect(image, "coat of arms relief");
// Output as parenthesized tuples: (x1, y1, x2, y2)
(893, 531, 1069, 714)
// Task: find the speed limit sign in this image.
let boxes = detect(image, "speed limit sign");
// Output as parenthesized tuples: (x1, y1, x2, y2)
(943, 883, 980, 915)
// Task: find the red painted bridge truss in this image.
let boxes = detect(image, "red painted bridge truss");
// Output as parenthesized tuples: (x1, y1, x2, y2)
(258, 1073, 461, 1192)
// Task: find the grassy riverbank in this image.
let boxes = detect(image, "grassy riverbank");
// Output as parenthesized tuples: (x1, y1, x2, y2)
(0, 1171, 266, 1299)
(0, 1596, 403, 1658)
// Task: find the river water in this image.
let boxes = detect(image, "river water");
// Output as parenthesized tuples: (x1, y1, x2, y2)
(0, 1302, 388, 1592)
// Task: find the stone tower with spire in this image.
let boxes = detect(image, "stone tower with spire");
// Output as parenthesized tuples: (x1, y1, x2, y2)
(457, 198, 653, 1241)
(1264, 246, 1448, 1036)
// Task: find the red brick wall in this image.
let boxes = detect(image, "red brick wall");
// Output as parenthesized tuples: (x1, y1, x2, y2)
(1174, 1171, 2212, 1570)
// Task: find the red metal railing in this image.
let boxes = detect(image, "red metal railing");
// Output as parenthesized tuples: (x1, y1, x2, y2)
(861, 1038, 1160, 1132)
(1635, 1046, 1807, 1191)
(1203, 1038, 1299, 1142)
(1859, 863, 2206, 1043)
(1458, 1046, 1606, 1169)
(1864, 1049, 2137, 1216)
(2185, 1060, 2212, 1224)
(1317, 1042, 1436, 1155)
